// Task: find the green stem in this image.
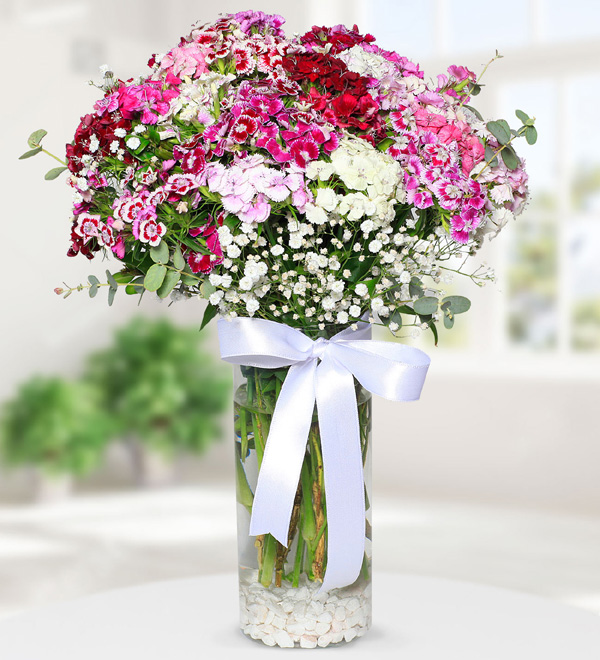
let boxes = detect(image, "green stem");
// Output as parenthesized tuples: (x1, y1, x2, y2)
(259, 534, 277, 587)
(42, 148, 68, 167)
(292, 535, 305, 588)
(239, 407, 248, 461)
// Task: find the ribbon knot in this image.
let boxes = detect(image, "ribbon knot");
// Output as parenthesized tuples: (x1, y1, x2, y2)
(218, 317, 430, 591)
(310, 336, 329, 361)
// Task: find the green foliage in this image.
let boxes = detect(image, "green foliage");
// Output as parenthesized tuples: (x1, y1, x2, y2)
(84, 318, 230, 455)
(0, 377, 112, 475)
(144, 264, 167, 291)
(45, 166, 67, 180)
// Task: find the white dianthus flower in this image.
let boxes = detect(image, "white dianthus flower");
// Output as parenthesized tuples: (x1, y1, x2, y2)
(305, 203, 328, 225)
(349, 305, 361, 318)
(337, 311, 349, 324)
(369, 239, 382, 253)
(355, 283, 368, 297)
(315, 188, 338, 212)
(270, 244, 284, 256)
(126, 137, 141, 150)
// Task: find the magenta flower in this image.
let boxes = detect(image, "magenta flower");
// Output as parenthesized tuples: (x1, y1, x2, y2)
(290, 138, 319, 168)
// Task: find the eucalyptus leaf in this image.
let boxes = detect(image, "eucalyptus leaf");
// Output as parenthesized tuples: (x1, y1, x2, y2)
(500, 145, 519, 171)
(464, 105, 483, 121)
(105, 270, 118, 290)
(107, 287, 116, 306)
(88, 275, 99, 286)
(200, 281, 217, 299)
(173, 245, 185, 270)
(19, 147, 42, 160)
(144, 264, 167, 291)
(486, 120, 510, 145)
(89, 283, 99, 298)
(27, 129, 47, 148)
(44, 166, 67, 180)
(157, 269, 180, 299)
(443, 313, 454, 329)
(515, 109, 530, 124)
(150, 241, 169, 264)
(409, 277, 424, 298)
(413, 296, 438, 315)
(125, 284, 144, 295)
(526, 126, 538, 145)
(442, 295, 471, 314)
(484, 145, 499, 167)
(181, 273, 199, 286)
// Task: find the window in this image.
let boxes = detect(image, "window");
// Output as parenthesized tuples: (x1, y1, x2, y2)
(357, 0, 600, 368)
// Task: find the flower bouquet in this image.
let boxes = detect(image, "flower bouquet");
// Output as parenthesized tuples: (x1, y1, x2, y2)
(23, 10, 535, 649)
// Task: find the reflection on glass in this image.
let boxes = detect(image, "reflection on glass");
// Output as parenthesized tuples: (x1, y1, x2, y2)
(570, 220, 600, 351)
(507, 222, 558, 349)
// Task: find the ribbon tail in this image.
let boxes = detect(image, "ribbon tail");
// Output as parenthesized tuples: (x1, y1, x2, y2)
(249, 360, 317, 547)
(316, 357, 366, 592)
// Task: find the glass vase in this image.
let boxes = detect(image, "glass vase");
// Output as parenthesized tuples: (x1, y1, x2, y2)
(233, 363, 372, 649)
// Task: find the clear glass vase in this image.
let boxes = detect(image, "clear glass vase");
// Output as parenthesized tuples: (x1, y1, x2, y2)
(233, 363, 372, 649)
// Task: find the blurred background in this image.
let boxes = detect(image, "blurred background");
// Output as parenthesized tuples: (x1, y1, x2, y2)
(1, 0, 600, 620)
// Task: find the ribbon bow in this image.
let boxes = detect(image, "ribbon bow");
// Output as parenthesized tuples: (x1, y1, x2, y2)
(218, 317, 430, 591)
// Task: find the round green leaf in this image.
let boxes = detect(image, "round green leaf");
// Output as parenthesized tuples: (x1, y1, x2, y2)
(515, 109, 530, 124)
(486, 120, 510, 145)
(413, 296, 438, 316)
(150, 241, 169, 264)
(157, 269, 180, 299)
(443, 313, 455, 330)
(526, 126, 538, 145)
(172, 245, 185, 270)
(144, 264, 167, 291)
(501, 145, 519, 171)
(88, 275, 99, 286)
(107, 287, 117, 306)
(442, 295, 471, 314)
(89, 283, 99, 298)
(27, 129, 47, 148)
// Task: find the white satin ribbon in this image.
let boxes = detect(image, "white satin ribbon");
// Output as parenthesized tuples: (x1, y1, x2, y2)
(218, 316, 430, 591)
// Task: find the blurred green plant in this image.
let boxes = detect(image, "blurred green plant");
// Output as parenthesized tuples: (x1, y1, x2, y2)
(85, 317, 229, 455)
(0, 377, 111, 475)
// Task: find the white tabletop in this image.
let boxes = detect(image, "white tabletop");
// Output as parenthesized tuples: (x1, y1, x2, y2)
(1, 573, 599, 659)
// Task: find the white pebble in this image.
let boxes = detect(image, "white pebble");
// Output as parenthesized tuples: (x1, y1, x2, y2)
(334, 606, 346, 621)
(317, 633, 333, 647)
(281, 599, 294, 613)
(318, 611, 333, 624)
(262, 635, 276, 647)
(273, 630, 295, 648)
(315, 621, 331, 635)
(344, 628, 358, 643)
(272, 615, 286, 629)
(300, 635, 318, 649)
(346, 597, 360, 613)
(310, 601, 324, 615)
